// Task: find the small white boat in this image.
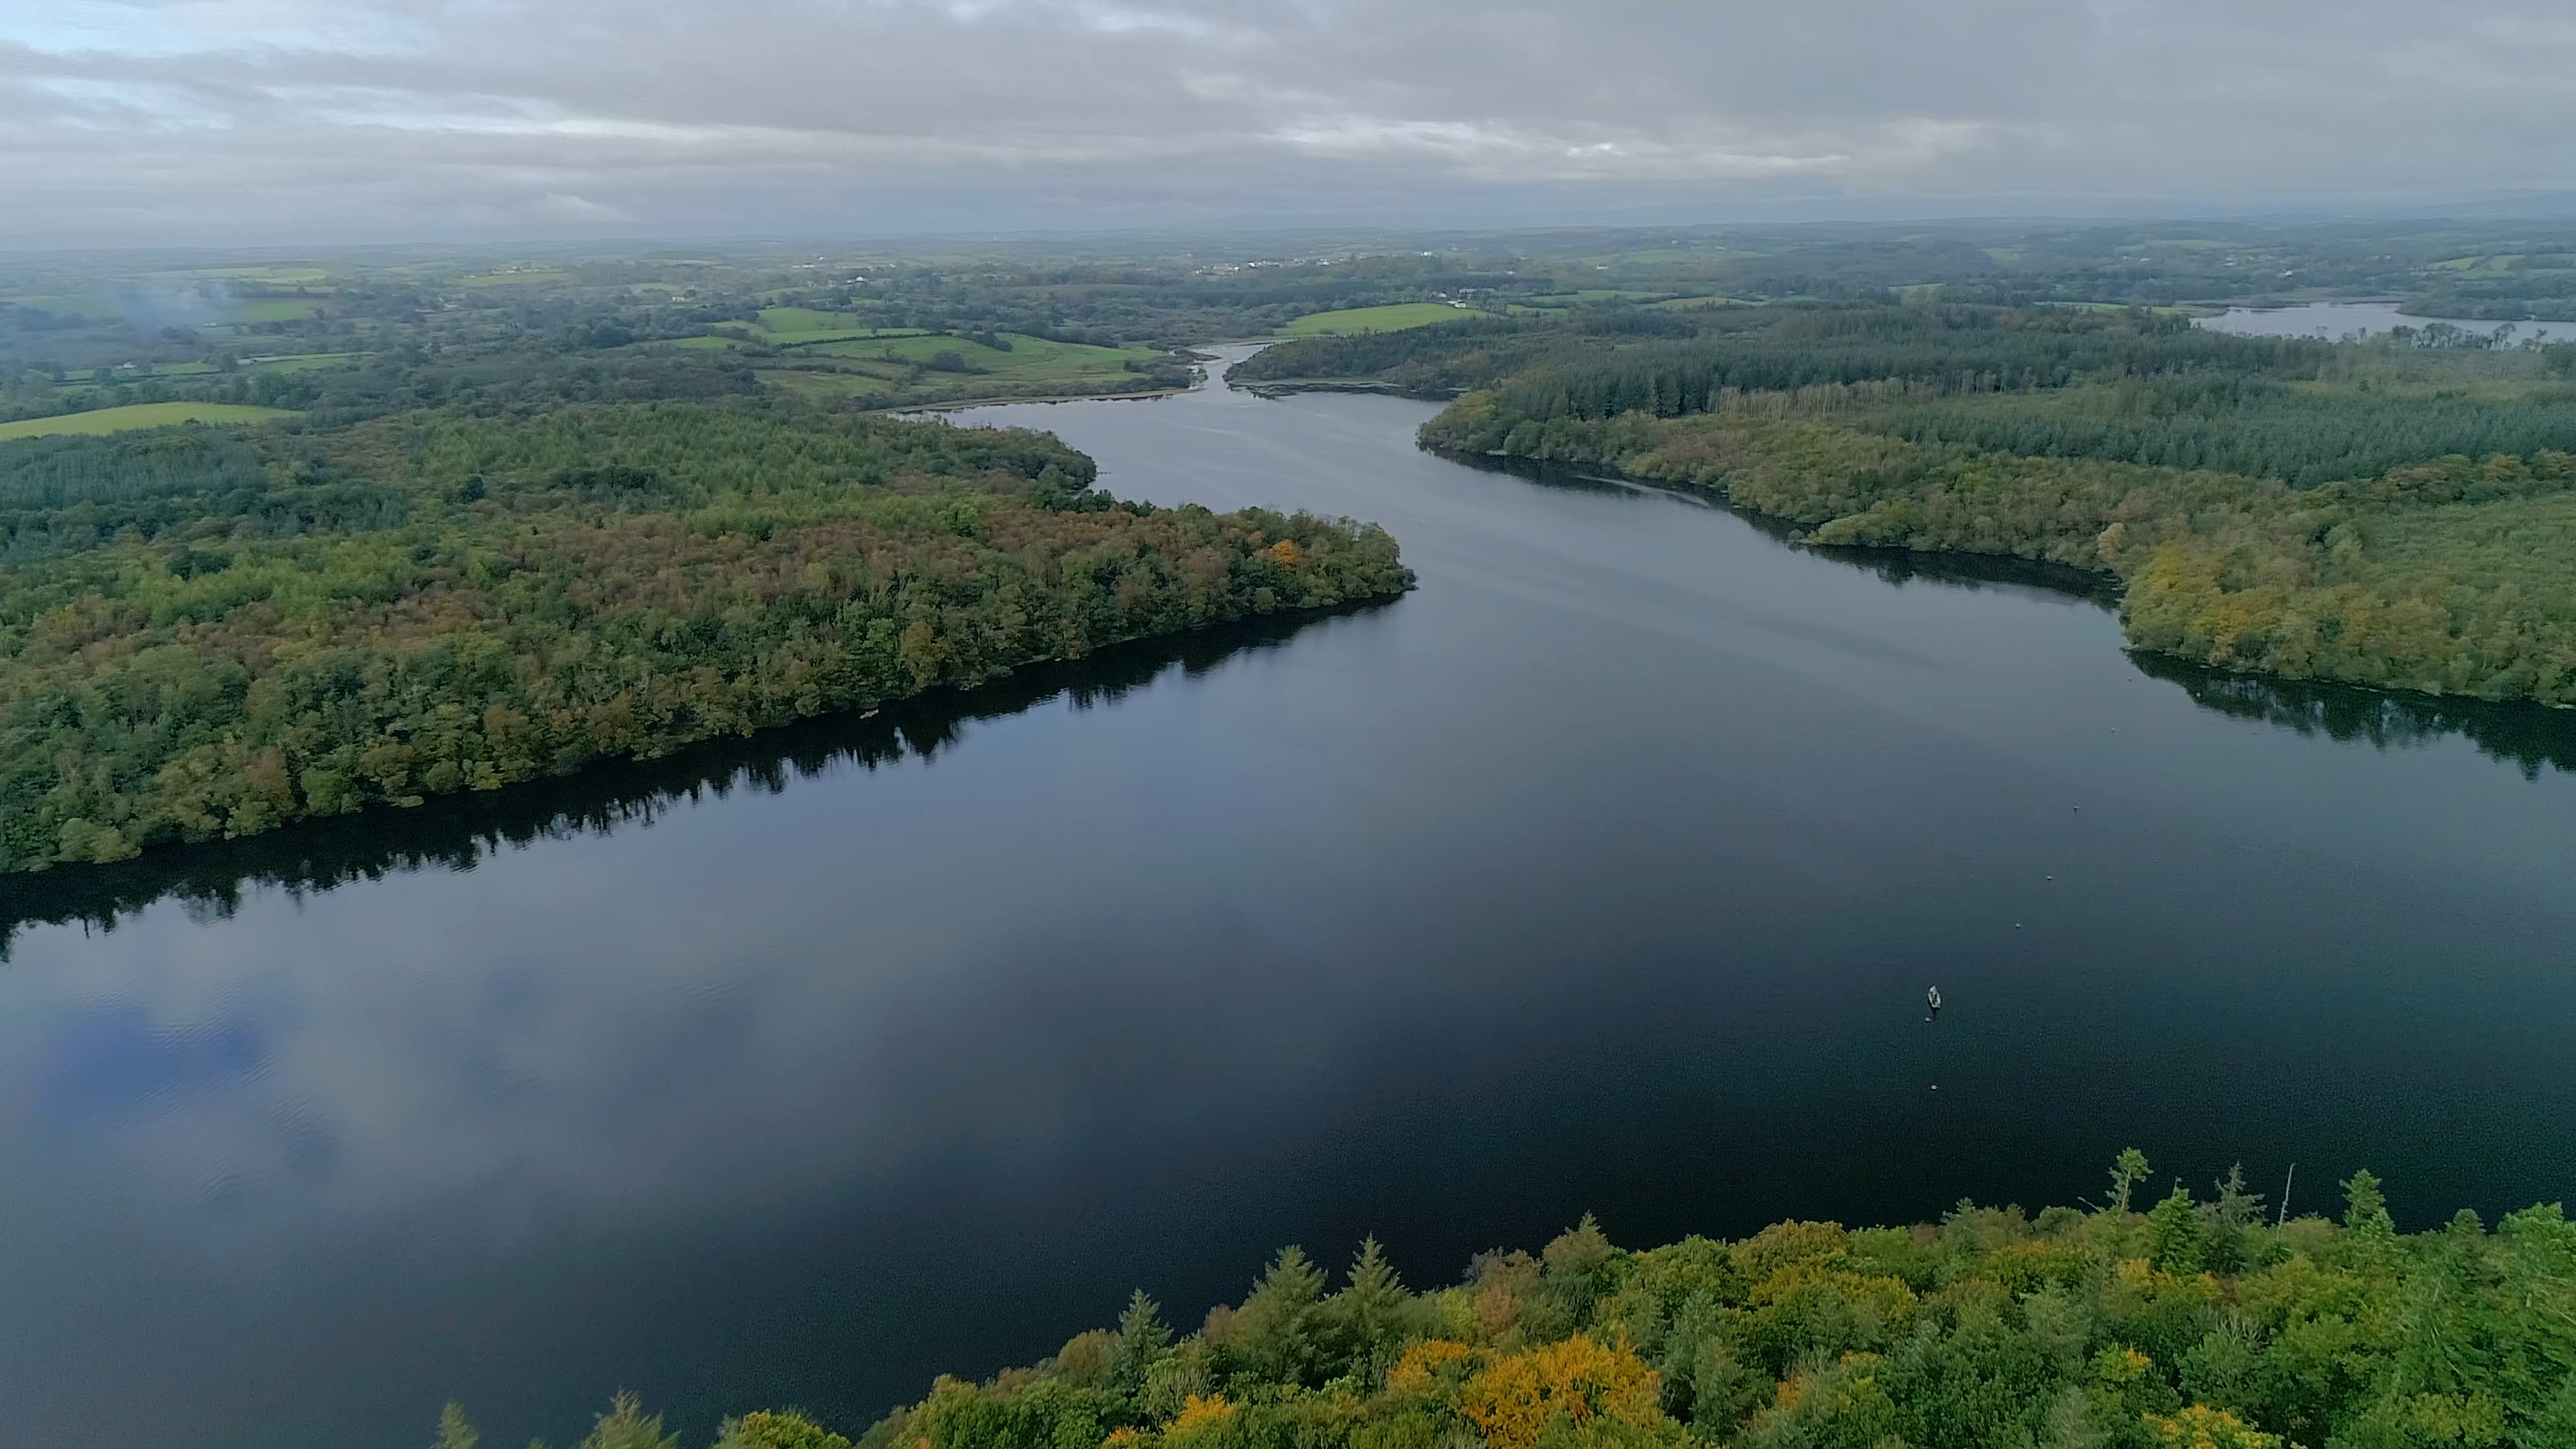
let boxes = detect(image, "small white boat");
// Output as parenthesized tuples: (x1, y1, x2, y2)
(1926, 985, 1942, 1011)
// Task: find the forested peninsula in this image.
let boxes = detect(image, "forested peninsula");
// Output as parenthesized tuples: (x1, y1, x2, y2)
(1244, 305, 2576, 707)
(0, 403, 1409, 873)
(441, 1159, 2576, 1449)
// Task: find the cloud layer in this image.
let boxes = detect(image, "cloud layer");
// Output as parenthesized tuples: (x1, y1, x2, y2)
(6, 0, 2575, 244)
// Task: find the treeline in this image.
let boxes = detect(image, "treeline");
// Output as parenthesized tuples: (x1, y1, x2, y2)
(1472, 308, 2327, 425)
(1392, 304, 2576, 706)
(1229, 316, 1545, 394)
(1863, 374, 2576, 488)
(0, 603, 1367, 958)
(788, 256, 1555, 348)
(447, 1155, 2576, 1449)
(0, 402, 1410, 873)
(431, 1400, 850, 1449)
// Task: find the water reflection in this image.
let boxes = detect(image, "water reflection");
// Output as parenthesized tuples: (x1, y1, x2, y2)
(1458, 449, 2573, 772)
(0, 602, 1384, 960)
(1460, 451, 2126, 599)
(2131, 652, 2576, 778)
(9, 367, 2576, 1449)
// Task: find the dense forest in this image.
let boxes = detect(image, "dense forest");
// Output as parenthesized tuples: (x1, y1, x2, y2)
(1250, 303, 2576, 706)
(0, 603, 1358, 957)
(0, 402, 1409, 873)
(439, 1157, 2576, 1449)
(12, 234, 2576, 870)
(25, 221, 2576, 433)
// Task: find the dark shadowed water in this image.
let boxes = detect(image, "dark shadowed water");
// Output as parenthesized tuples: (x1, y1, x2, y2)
(4, 349, 2573, 1448)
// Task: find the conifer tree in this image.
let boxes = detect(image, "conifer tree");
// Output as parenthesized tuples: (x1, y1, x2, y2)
(1234, 1246, 1327, 1386)
(2108, 1149, 2152, 1215)
(1108, 1290, 1172, 1404)
(2147, 1185, 2207, 1275)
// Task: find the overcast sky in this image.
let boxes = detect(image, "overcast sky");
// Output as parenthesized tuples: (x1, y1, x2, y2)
(5, 0, 2574, 246)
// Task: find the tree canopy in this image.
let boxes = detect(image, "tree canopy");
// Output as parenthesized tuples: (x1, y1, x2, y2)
(0, 401, 1410, 873)
(450, 1159, 2576, 1449)
(1305, 302, 2576, 706)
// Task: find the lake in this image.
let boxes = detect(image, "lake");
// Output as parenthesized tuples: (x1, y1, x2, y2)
(2198, 299, 2576, 343)
(4, 349, 2573, 1447)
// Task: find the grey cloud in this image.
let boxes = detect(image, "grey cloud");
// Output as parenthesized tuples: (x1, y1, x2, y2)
(3, 0, 2573, 244)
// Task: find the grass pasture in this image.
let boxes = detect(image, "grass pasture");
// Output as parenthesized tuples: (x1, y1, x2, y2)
(457, 269, 576, 289)
(753, 307, 888, 339)
(755, 369, 898, 402)
(232, 298, 328, 323)
(816, 331, 1146, 376)
(757, 330, 1163, 403)
(0, 402, 297, 442)
(170, 265, 331, 286)
(241, 352, 362, 374)
(4, 294, 119, 320)
(1279, 303, 1486, 336)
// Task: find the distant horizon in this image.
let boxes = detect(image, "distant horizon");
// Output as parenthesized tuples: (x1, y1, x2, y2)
(12, 0, 2576, 249)
(17, 192, 2576, 260)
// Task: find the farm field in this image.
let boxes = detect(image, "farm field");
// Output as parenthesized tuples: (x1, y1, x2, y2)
(752, 327, 1169, 403)
(0, 402, 296, 440)
(753, 368, 898, 400)
(457, 269, 575, 288)
(241, 351, 363, 373)
(1279, 301, 1487, 335)
(231, 298, 328, 323)
(1518, 288, 1679, 306)
(749, 307, 930, 339)
(2, 293, 118, 320)
(71, 361, 219, 380)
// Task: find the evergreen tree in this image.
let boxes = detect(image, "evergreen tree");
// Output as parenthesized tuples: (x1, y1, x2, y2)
(1232, 1246, 1328, 1386)
(1332, 1238, 1408, 1382)
(2147, 1184, 2207, 1275)
(2109, 1149, 2153, 1215)
(2204, 1164, 2267, 1275)
(577, 1392, 679, 1449)
(437, 1403, 478, 1449)
(2343, 1170, 2397, 1238)
(1108, 1290, 1172, 1404)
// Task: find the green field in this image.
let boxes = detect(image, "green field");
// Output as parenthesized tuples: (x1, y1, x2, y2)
(756, 306, 857, 335)
(756, 329, 1163, 400)
(0, 402, 296, 441)
(170, 265, 332, 285)
(242, 351, 362, 374)
(75, 361, 220, 380)
(457, 269, 575, 289)
(232, 298, 327, 323)
(4, 293, 118, 320)
(744, 308, 932, 345)
(1279, 302, 1485, 336)
(2430, 253, 2527, 275)
(754, 368, 897, 401)
(1518, 289, 1676, 307)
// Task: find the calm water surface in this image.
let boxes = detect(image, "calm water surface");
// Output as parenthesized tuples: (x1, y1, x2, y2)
(5, 351, 2573, 1447)
(2200, 299, 2576, 343)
